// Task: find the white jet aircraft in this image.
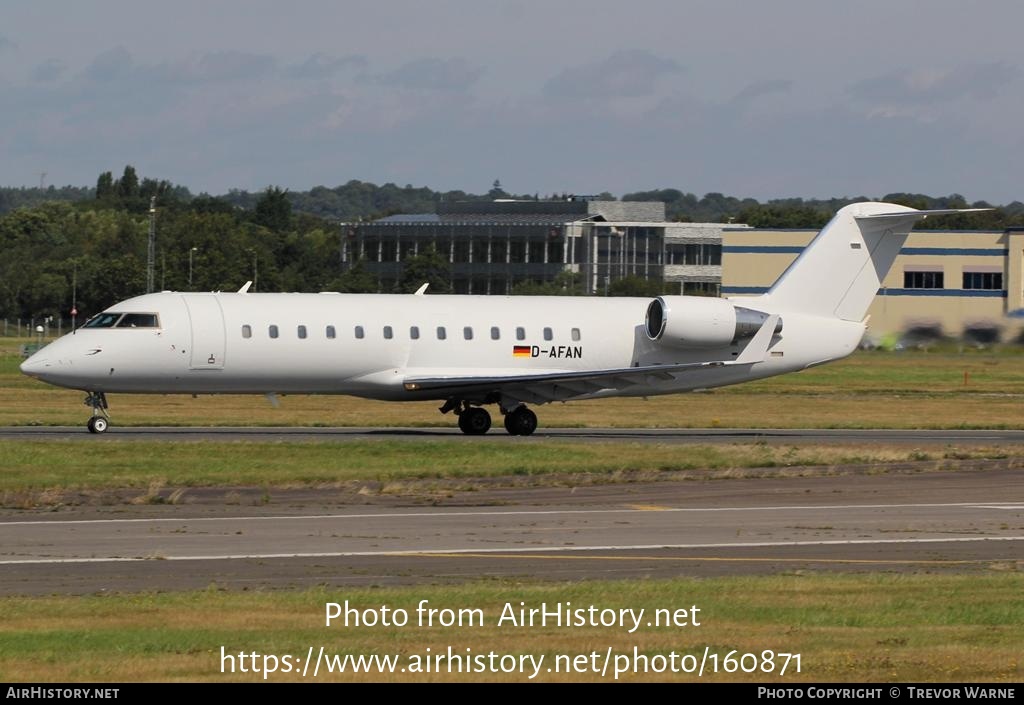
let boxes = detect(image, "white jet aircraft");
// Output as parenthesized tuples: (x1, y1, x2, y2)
(20, 202, 982, 435)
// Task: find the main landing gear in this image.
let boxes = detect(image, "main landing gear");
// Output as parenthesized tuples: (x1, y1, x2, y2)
(503, 405, 538, 436)
(457, 406, 491, 435)
(84, 392, 110, 434)
(445, 399, 538, 436)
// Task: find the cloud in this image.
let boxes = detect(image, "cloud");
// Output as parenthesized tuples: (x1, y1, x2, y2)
(81, 47, 276, 87)
(371, 57, 482, 92)
(84, 46, 133, 82)
(731, 79, 792, 105)
(542, 50, 682, 99)
(286, 53, 367, 79)
(171, 51, 277, 83)
(0, 34, 15, 51)
(32, 60, 67, 83)
(849, 62, 1021, 106)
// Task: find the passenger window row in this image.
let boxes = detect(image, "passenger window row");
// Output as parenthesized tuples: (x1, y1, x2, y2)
(241, 325, 582, 342)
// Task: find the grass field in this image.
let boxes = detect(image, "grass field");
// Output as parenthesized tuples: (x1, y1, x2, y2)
(0, 438, 1018, 499)
(2, 342, 1021, 685)
(4, 343, 1024, 429)
(0, 574, 1019, 682)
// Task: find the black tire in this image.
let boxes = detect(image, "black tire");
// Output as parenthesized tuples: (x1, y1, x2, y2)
(458, 407, 491, 435)
(87, 417, 108, 434)
(504, 407, 538, 436)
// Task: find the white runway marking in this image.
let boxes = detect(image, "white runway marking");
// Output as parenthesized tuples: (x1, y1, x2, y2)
(1, 501, 1020, 527)
(0, 536, 1020, 565)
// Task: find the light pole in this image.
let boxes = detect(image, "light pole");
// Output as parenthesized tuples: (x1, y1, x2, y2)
(246, 249, 258, 292)
(188, 247, 197, 287)
(146, 196, 156, 293)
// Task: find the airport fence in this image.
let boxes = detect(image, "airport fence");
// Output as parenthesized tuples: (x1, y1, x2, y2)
(2, 318, 70, 339)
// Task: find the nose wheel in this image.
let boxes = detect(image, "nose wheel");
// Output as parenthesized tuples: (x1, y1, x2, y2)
(84, 392, 110, 434)
(87, 416, 108, 434)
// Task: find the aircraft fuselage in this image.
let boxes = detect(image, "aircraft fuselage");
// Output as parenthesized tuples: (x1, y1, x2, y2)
(20, 291, 862, 401)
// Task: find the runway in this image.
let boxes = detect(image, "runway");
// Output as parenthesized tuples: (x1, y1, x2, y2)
(3, 425, 1024, 444)
(0, 467, 1020, 595)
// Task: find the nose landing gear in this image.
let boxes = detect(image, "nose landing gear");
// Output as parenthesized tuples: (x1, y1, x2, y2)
(84, 392, 110, 434)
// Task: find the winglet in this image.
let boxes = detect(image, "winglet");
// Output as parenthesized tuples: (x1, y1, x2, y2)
(237, 281, 252, 294)
(735, 314, 779, 364)
(414, 283, 429, 296)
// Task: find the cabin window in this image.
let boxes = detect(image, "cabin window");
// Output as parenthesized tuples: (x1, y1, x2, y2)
(384, 326, 393, 339)
(464, 326, 473, 340)
(297, 325, 307, 339)
(437, 326, 447, 340)
(116, 313, 159, 328)
(410, 326, 420, 340)
(355, 325, 365, 339)
(543, 327, 553, 341)
(269, 325, 279, 339)
(571, 328, 581, 341)
(326, 325, 336, 339)
(491, 326, 500, 340)
(516, 327, 525, 341)
(241, 325, 252, 339)
(83, 313, 121, 328)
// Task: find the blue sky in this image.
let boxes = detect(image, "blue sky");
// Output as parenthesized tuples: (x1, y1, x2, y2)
(2, 0, 1022, 202)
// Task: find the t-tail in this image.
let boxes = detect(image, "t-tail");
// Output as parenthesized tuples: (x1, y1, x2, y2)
(755, 202, 989, 321)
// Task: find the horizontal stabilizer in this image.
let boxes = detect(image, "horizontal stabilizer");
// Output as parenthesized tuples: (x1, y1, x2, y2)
(856, 208, 992, 220)
(761, 203, 994, 322)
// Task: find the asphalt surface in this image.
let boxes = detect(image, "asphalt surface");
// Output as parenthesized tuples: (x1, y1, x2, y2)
(4, 425, 1024, 444)
(0, 466, 1020, 595)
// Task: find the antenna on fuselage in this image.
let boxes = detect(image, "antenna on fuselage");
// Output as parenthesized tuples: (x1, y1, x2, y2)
(237, 281, 252, 294)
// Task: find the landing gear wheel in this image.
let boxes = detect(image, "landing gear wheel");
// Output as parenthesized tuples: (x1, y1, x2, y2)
(84, 392, 110, 434)
(504, 406, 538, 436)
(458, 407, 491, 435)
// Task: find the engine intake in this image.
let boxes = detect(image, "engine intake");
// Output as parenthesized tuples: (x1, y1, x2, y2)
(645, 296, 782, 349)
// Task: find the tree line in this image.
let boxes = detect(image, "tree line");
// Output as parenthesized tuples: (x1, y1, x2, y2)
(0, 167, 348, 323)
(6, 172, 1023, 228)
(3, 165, 1023, 322)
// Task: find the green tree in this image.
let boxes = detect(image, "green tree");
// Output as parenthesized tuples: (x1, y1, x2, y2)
(395, 245, 452, 293)
(488, 179, 508, 199)
(254, 186, 292, 233)
(330, 259, 379, 293)
(607, 275, 663, 297)
(117, 165, 139, 199)
(96, 172, 114, 200)
(511, 270, 584, 295)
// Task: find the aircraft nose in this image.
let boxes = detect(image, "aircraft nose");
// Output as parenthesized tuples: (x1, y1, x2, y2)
(20, 356, 49, 378)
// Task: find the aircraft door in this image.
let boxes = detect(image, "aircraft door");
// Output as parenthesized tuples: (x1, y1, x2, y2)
(182, 295, 226, 370)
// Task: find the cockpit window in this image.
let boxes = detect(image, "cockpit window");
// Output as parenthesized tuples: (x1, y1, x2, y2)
(83, 313, 122, 328)
(115, 313, 159, 328)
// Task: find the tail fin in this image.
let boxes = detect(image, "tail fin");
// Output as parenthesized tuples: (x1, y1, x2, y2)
(759, 202, 989, 321)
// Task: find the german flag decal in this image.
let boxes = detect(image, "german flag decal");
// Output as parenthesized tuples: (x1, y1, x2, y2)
(513, 345, 531, 357)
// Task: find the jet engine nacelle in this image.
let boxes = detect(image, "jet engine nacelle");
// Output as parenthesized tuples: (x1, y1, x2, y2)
(644, 296, 782, 349)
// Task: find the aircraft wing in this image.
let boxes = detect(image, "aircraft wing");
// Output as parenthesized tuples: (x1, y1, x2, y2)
(403, 359, 733, 404)
(404, 314, 779, 404)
